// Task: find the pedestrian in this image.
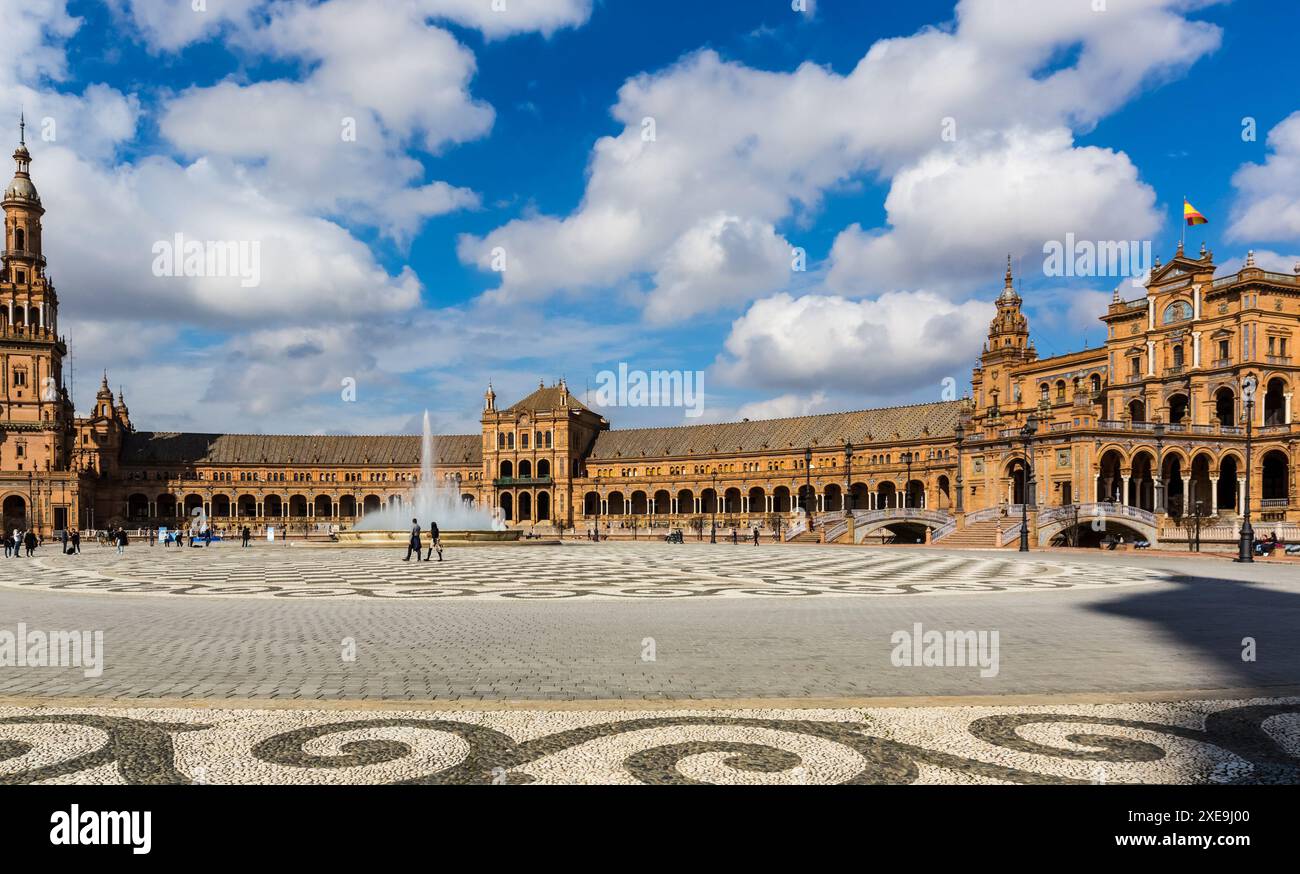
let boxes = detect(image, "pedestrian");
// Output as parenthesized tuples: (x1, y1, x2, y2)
(425, 521, 442, 562)
(731, 527, 738, 545)
(60, 527, 69, 555)
(404, 518, 422, 562)
(242, 526, 252, 548)
(116, 527, 128, 555)
(24, 528, 37, 557)
(11, 529, 21, 559)
(3, 531, 11, 558)
(72, 529, 81, 554)
(752, 527, 760, 546)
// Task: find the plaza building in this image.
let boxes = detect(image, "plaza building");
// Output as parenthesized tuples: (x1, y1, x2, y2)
(2, 135, 1298, 547)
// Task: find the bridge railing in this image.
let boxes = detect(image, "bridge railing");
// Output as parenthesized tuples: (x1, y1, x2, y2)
(1000, 521, 1024, 546)
(931, 519, 958, 542)
(1038, 503, 1157, 528)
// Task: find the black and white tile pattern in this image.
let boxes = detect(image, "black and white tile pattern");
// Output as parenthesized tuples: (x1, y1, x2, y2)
(1, 697, 1296, 785)
(3, 544, 1170, 602)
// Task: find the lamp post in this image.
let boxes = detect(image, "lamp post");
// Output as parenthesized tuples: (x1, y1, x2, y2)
(593, 475, 601, 542)
(1193, 499, 1203, 553)
(1153, 421, 1166, 515)
(1019, 417, 1038, 552)
(803, 448, 815, 531)
(710, 468, 718, 544)
(902, 451, 913, 509)
(954, 423, 965, 513)
(844, 442, 854, 515)
(1237, 375, 1257, 562)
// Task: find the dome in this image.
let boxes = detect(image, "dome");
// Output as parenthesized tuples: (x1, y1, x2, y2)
(5, 174, 39, 201)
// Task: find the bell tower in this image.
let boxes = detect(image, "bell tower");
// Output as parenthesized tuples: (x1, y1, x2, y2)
(1, 117, 72, 475)
(972, 257, 1037, 419)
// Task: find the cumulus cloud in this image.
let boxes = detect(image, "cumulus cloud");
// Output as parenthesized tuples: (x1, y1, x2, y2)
(827, 128, 1161, 295)
(459, 0, 1220, 316)
(1228, 111, 1300, 243)
(714, 292, 990, 397)
(110, 0, 594, 51)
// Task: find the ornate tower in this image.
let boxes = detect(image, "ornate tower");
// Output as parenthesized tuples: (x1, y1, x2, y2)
(1, 117, 72, 474)
(972, 258, 1036, 419)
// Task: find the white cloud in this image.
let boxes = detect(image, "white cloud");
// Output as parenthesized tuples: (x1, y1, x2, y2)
(714, 291, 990, 397)
(646, 215, 792, 324)
(459, 0, 1221, 317)
(736, 391, 830, 422)
(827, 128, 1160, 295)
(1229, 111, 1300, 243)
(110, 0, 594, 51)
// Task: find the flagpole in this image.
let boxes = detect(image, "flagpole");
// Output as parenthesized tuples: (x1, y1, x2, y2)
(1181, 195, 1186, 250)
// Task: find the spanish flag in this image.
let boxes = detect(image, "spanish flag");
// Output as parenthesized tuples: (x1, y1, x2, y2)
(1184, 198, 1209, 226)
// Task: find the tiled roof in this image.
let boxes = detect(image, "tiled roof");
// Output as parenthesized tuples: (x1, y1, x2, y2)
(120, 433, 482, 467)
(505, 384, 589, 414)
(588, 401, 963, 460)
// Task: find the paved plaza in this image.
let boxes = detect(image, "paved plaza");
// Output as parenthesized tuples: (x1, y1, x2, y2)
(2, 542, 1300, 784)
(1, 697, 1297, 785)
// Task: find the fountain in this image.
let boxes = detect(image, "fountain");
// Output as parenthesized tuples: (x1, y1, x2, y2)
(334, 412, 528, 547)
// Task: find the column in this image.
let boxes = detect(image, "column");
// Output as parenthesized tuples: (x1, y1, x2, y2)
(1182, 476, 1191, 514)
(1287, 393, 1294, 425)
(1192, 331, 1201, 368)
(1148, 298, 1155, 331)
(1209, 477, 1218, 514)
(1121, 475, 1131, 506)
(1146, 341, 1155, 377)
(1193, 284, 1202, 320)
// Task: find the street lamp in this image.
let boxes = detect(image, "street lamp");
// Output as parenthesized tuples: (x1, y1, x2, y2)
(844, 441, 854, 516)
(902, 451, 913, 509)
(1236, 374, 1257, 562)
(710, 468, 718, 543)
(1019, 417, 1038, 552)
(1193, 499, 1203, 553)
(954, 422, 965, 513)
(1153, 421, 1166, 515)
(593, 475, 601, 542)
(803, 448, 815, 531)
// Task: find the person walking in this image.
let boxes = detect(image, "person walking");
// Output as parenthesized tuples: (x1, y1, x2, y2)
(116, 527, 128, 555)
(425, 521, 443, 562)
(752, 527, 760, 546)
(24, 529, 38, 557)
(11, 529, 21, 559)
(241, 526, 252, 548)
(3, 531, 11, 558)
(60, 527, 69, 555)
(72, 529, 81, 555)
(731, 527, 738, 545)
(404, 518, 422, 562)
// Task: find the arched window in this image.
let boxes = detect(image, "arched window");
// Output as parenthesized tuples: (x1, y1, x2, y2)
(1090, 373, 1101, 394)
(1172, 345, 1184, 367)
(1040, 384, 1049, 402)
(14, 228, 24, 250)
(507, 433, 515, 450)
(1055, 380, 1066, 402)
(545, 431, 553, 448)
(497, 433, 505, 449)
(521, 432, 529, 449)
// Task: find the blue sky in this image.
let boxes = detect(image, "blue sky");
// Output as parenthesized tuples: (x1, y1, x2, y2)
(7, 0, 1300, 436)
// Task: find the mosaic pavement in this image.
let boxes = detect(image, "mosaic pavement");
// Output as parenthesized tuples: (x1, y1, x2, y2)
(1, 543, 1172, 602)
(1, 697, 1297, 785)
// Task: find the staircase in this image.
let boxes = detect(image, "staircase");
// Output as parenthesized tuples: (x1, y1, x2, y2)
(934, 519, 1006, 549)
(785, 530, 822, 544)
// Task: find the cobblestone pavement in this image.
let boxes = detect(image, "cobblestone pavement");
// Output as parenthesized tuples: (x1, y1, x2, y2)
(4, 543, 1168, 601)
(1, 696, 1296, 784)
(1, 543, 1298, 702)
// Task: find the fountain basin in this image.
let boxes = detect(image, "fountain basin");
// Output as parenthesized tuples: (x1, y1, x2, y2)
(332, 529, 547, 548)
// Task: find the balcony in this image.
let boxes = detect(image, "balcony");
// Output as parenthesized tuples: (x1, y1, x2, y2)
(1267, 356, 1293, 365)
(1164, 365, 1186, 377)
(494, 476, 554, 488)
(2, 249, 46, 266)
(1262, 498, 1289, 509)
